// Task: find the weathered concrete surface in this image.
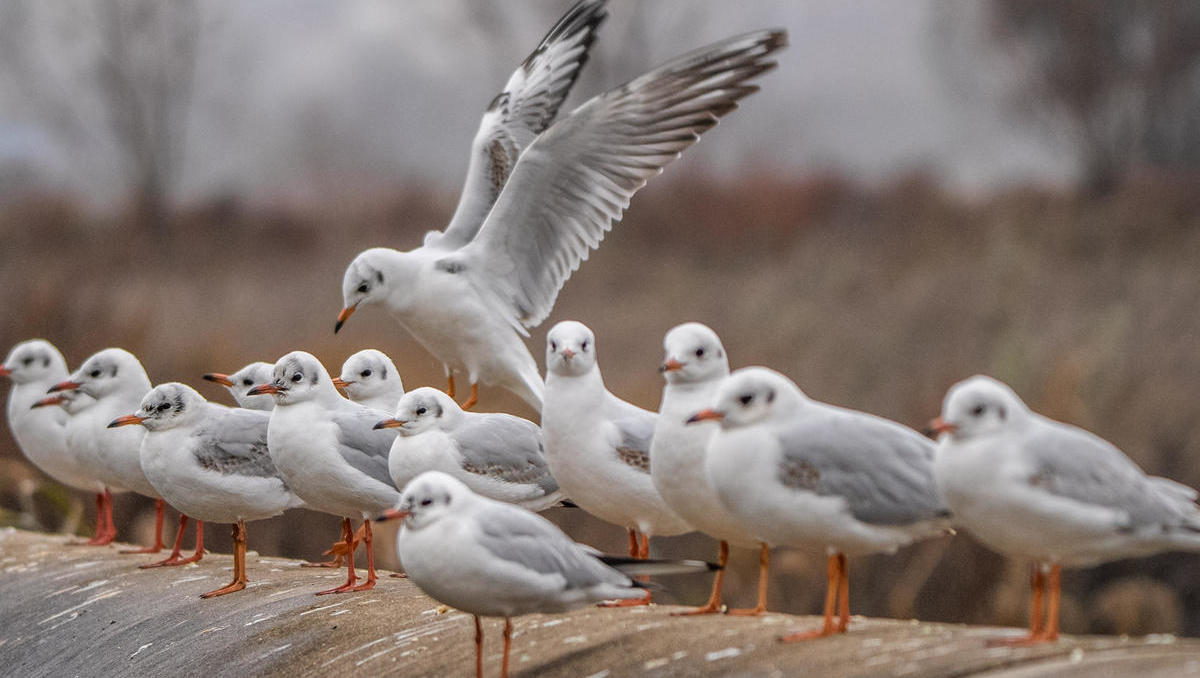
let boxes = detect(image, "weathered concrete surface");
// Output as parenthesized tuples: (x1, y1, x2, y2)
(0, 528, 1196, 678)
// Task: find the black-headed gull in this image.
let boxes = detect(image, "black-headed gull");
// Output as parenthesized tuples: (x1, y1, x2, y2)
(694, 367, 951, 641)
(111, 383, 305, 596)
(49, 348, 170, 553)
(335, 13, 786, 412)
(650, 323, 769, 615)
(542, 321, 691, 596)
(248, 351, 400, 594)
(331, 349, 405, 413)
(375, 386, 561, 510)
(377, 471, 715, 678)
(203, 362, 275, 411)
(929, 375, 1200, 645)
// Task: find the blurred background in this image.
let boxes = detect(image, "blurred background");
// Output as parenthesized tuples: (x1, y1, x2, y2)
(3, 0, 1200, 638)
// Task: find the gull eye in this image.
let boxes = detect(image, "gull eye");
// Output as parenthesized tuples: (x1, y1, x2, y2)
(291, 372, 303, 383)
(415, 406, 427, 416)
(695, 348, 705, 358)
(970, 404, 985, 417)
(21, 357, 32, 366)
(550, 340, 557, 352)
(242, 378, 254, 386)
(89, 369, 101, 378)
(157, 403, 171, 413)
(357, 283, 369, 294)
(581, 340, 589, 351)
(360, 369, 372, 378)
(739, 393, 754, 406)
(420, 498, 432, 507)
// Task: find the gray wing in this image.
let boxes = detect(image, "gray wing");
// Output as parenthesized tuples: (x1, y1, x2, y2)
(446, 30, 785, 333)
(193, 408, 277, 479)
(475, 503, 629, 589)
(431, 0, 606, 250)
(610, 400, 656, 474)
(776, 409, 948, 526)
(1022, 419, 1199, 530)
(454, 414, 558, 494)
(332, 404, 400, 489)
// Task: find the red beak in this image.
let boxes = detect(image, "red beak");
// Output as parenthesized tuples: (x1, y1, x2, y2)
(0, 366, 11, 377)
(374, 508, 410, 522)
(203, 372, 234, 387)
(246, 384, 280, 396)
(925, 416, 957, 437)
(31, 395, 65, 409)
(561, 348, 575, 360)
(47, 380, 82, 393)
(373, 418, 405, 430)
(686, 408, 724, 424)
(108, 414, 146, 428)
(331, 377, 349, 389)
(658, 358, 685, 373)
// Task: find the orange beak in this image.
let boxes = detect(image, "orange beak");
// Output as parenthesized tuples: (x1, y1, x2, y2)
(374, 508, 410, 522)
(925, 416, 957, 437)
(334, 305, 357, 334)
(203, 372, 234, 387)
(0, 366, 10, 377)
(47, 380, 81, 393)
(561, 348, 575, 360)
(373, 418, 405, 430)
(31, 395, 65, 409)
(108, 414, 146, 428)
(246, 384, 280, 396)
(658, 358, 685, 373)
(686, 408, 724, 424)
(331, 377, 349, 389)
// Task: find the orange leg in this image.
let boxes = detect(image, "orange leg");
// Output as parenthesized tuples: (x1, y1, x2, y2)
(447, 374, 456, 400)
(638, 533, 650, 559)
(627, 528, 639, 558)
(461, 383, 479, 411)
(501, 617, 513, 678)
(836, 553, 850, 632)
(120, 498, 167, 554)
(202, 520, 248, 598)
(302, 522, 362, 568)
(350, 520, 377, 592)
(674, 540, 728, 616)
(316, 518, 359, 595)
(473, 615, 484, 678)
(780, 553, 842, 642)
(728, 542, 770, 616)
(141, 515, 204, 567)
(598, 589, 652, 608)
(82, 491, 115, 546)
(989, 563, 1060, 646)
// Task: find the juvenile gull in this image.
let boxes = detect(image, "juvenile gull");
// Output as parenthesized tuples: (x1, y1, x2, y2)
(375, 386, 561, 509)
(930, 375, 1200, 645)
(332, 349, 405, 413)
(542, 321, 690, 583)
(249, 351, 400, 594)
(203, 362, 275, 411)
(336, 14, 786, 412)
(695, 367, 951, 641)
(377, 471, 715, 678)
(111, 383, 304, 596)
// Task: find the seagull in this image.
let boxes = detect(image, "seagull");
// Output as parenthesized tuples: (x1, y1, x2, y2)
(248, 351, 400, 594)
(376, 471, 716, 678)
(650, 323, 768, 616)
(110, 383, 304, 596)
(694, 367, 952, 641)
(48, 348, 171, 553)
(203, 362, 275, 411)
(335, 10, 786, 412)
(3, 340, 111, 540)
(374, 386, 562, 510)
(332, 349, 405, 413)
(929, 375, 1200, 645)
(542, 321, 691, 590)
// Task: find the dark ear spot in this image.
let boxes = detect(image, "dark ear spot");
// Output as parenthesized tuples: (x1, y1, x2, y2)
(442, 492, 452, 505)
(376, 271, 384, 283)
(42, 357, 50, 367)
(310, 371, 318, 385)
(998, 406, 1006, 421)
(435, 403, 444, 418)
(380, 366, 387, 380)
(766, 389, 775, 403)
(111, 366, 119, 377)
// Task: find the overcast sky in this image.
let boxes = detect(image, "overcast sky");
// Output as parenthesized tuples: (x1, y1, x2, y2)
(0, 0, 1074, 208)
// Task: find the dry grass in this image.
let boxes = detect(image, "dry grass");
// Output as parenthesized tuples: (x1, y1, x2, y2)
(2, 172, 1200, 635)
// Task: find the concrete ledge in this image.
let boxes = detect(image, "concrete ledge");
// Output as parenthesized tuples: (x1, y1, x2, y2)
(0, 528, 1194, 677)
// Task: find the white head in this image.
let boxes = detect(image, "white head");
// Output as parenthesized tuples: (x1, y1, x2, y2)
(689, 366, 803, 429)
(373, 387, 459, 436)
(336, 248, 399, 333)
(386, 470, 475, 532)
(54, 348, 151, 400)
(545, 320, 598, 378)
(248, 351, 340, 406)
(932, 375, 1030, 441)
(2, 339, 68, 386)
(203, 362, 275, 411)
(110, 382, 208, 432)
(659, 322, 729, 386)
(335, 349, 404, 407)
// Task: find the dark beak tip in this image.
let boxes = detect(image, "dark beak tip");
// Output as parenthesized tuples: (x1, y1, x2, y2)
(372, 422, 385, 430)
(334, 320, 344, 334)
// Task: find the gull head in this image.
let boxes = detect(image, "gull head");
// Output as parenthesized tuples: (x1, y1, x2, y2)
(204, 361, 275, 411)
(659, 322, 729, 385)
(2, 339, 67, 386)
(110, 382, 206, 432)
(690, 367, 801, 429)
(932, 375, 1028, 441)
(374, 387, 454, 436)
(53, 348, 148, 400)
(336, 349, 403, 406)
(545, 320, 598, 377)
(385, 470, 473, 531)
(249, 351, 335, 405)
(336, 248, 395, 334)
